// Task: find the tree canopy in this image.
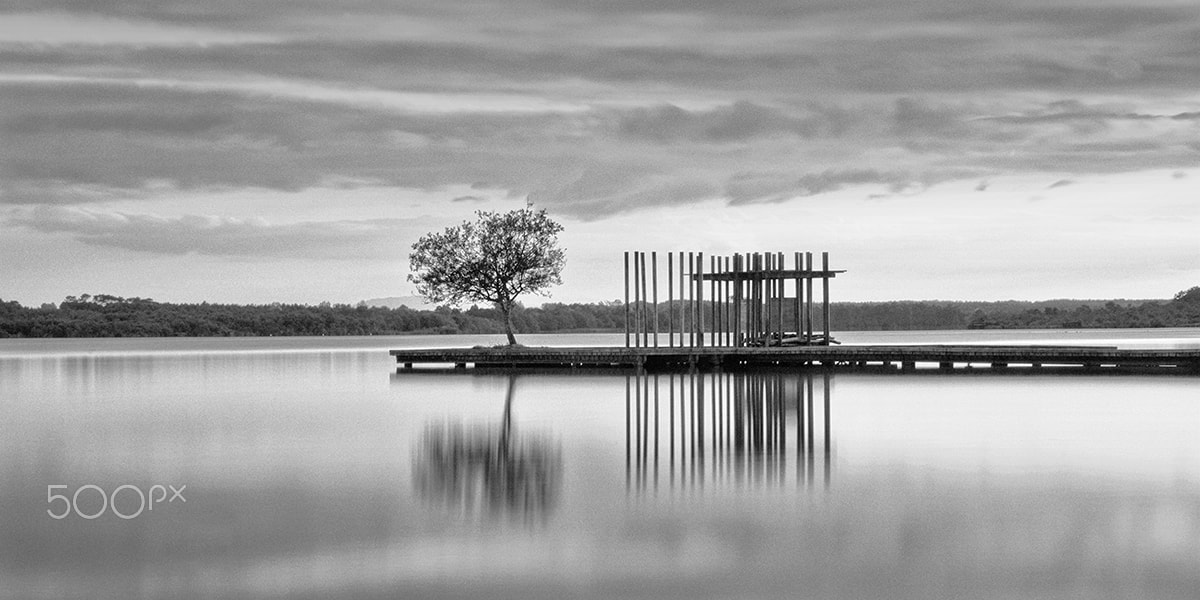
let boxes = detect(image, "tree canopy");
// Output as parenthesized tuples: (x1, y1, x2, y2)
(408, 209, 566, 344)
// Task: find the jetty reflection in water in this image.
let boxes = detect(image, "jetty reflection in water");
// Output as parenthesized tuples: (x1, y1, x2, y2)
(626, 369, 832, 494)
(413, 376, 562, 524)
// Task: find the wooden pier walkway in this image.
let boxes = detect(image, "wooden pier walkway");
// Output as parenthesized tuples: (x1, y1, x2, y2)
(392, 345, 1200, 373)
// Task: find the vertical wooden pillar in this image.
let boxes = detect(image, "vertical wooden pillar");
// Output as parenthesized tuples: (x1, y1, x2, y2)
(720, 256, 729, 348)
(749, 253, 756, 343)
(624, 251, 630, 348)
(768, 254, 777, 348)
(768, 253, 777, 348)
(756, 253, 764, 344)
(793, 252, 801, 340)
(651, 251, 659, 348)
(822, 251, 830, 346)
(639, 251, 647, 347)
(732, 254, 742, 347)
(687, 252, 695, 348)
(697, 252, 705, 348)
(760, 253, 767, 344)
(679, 252, 686, 349)
(805, 251, 814, 344)
(764, 253, 772, 346)
(640, 252, 649, 348)
(667, 252, 674, 348)
(705, 256, 715, 348)
(776, 252, 785, 345)
(632, 251, 640, 348)
(747, 254, 755, 343)
(741, 254, 748, 345)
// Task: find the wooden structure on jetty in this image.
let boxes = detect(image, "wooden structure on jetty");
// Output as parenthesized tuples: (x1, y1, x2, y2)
(622, 251, 844, 349)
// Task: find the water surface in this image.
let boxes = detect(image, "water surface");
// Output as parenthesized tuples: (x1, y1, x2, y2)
(1, 331, 1198, 599)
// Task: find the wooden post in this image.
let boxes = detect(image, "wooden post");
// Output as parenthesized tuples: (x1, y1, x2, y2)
(764, 253, 772, 346)
(679, 252, 686, 348)
(805, 251, 814, 344)
(793, 252, 801, 342)
(632, 251, 639, 348)
(756, 253, 764, 344)
(746, 253, 753, 344)
(640, 252, 649, 348)
(760, 253, 767, 344)
(768, 253, 777, 348)
(705, 256, 715, 350)
(732, 254, 741, 347)
(697, 252, 705, 347)
(720, 256, 729, 348)
(747, 254, 755, 344)
(776, 252, 785, 346)
(652, 251, 659, 348)
(748, 253, 755, 344)
(667, 252, 674, 348)
(822, 252, 831, 346)
(624, 251, 630, 348)
(687, 252, 695, 348)
(773, 252, 781, 345)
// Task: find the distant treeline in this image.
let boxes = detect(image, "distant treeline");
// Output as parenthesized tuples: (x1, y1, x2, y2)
(0, 294, 626, 338)
(833, 292, 1200, 330)
(1, 288, 1198, 338)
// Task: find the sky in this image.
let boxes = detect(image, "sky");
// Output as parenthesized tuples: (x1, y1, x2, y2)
(1, 0, 1198, 307)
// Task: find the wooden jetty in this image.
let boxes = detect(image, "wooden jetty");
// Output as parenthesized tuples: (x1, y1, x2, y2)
(392, 344, 1200, 373)
(392, 248, 1200, 375)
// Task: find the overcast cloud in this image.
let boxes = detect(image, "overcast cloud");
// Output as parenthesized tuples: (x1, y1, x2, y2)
(1, 0, 1197, 304)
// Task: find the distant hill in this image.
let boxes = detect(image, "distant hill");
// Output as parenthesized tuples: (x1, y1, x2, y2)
(360, 296, 431, 310)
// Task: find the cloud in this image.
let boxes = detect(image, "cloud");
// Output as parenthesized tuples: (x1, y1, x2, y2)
(4, 110, 231, 135)
(725, 169, 916, 205)
(4, 206, 425, 259)
(0, 12, 280, 45)
(1048, 179, 1075, 189)
(3, 0, 1200, 224)
(611, 101, 849, 143)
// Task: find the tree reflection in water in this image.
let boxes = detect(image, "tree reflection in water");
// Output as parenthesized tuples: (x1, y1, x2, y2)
(627, 369, 833, 494)
(413, 376, 561, 524)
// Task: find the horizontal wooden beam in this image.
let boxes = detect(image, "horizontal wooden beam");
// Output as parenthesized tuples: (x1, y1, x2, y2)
(694, 269, 845, 282)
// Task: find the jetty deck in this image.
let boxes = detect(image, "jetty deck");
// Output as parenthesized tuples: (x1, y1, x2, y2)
(394, 249, 1199, 374)
(392, 345, 1200, 373)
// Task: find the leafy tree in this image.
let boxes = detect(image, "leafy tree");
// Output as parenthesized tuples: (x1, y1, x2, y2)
(408, 209, 566, 345)
(1173, 286, 1200, 303)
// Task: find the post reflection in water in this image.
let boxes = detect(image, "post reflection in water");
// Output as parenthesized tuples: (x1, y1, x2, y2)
(413, 376, 562, 524)
(626, 369, 833, 495)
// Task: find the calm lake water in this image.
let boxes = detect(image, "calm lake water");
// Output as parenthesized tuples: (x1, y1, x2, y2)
(2, 330, 1198, 599)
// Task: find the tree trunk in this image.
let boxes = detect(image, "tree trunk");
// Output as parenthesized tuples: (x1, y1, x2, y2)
(502, 304, 518, 345)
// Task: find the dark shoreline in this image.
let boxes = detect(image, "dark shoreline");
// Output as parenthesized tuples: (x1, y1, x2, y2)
(3, 291, 1198, 338)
